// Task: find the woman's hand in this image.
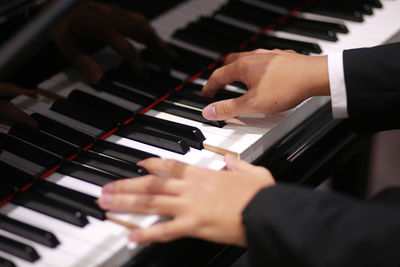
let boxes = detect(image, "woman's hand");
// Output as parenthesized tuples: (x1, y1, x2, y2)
(52, 1, 175, 83)
(0, 83, 37, 128)
(98, 155, 276, 247)
(202, 49, 330, 120)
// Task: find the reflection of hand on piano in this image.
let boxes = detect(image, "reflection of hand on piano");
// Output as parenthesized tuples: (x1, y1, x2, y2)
(202, 49, 330, 121)
(50, 1, 176, 83)
(98, 155, 276, 247)
(0, 83, 37, 128)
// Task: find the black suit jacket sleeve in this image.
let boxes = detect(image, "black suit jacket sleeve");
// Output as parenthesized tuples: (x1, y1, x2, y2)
(343, 42, 400, 132)
(242, 185, 400, 267)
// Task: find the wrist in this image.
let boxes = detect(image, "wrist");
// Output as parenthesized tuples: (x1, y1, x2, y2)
(304, 55, 330, 98)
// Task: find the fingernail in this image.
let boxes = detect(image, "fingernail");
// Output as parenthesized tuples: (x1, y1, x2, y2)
(102, 184, 114, 194)
(129, 230, 140, 242)
(99, 194, 112, 207)
(203, 105, 217, 120)
(137, 160, 144, 167)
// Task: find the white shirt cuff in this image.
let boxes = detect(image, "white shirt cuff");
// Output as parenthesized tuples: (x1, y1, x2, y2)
(328, 52, 349, 119)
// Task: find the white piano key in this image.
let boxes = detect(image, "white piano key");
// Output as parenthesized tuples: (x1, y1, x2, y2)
(0, 250, 51, 267)
(1, 204, 121, 248)
(107, 134, 226, 169)
(0, 229, 85, 266)
(0, 203, 141, 267)
(44, 172, 165, 230)
(46, 172, 102, 198)
(0, 204, 115, 266)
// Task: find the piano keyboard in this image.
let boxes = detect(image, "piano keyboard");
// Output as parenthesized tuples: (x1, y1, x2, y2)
(1, 0, 400, 266)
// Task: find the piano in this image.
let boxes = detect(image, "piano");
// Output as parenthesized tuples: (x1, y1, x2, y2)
(1, 0, 400, 266)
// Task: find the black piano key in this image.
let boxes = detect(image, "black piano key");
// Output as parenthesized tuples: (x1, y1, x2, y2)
(106, 67, 181, 97)
(167, 43, 215, 73)
(0, 257, 16, 267)
(0, 213, 59, 248)
(355, 0, 382, 8)
(154, 102, 226, 128)
(168, 90, 214, 110)
(173, 27, 228, 53)
(0, 235, 39, 262)
(135, 115, 205, 150)
(51, 99, 117, 132)
(335, 2, 374, 15)
(173, 18, 253, 53)
(74, 150, 148, 178)
(8, 124, 78, 159)
(142, 44, 214, 75)
(93, 81, 153, 109)
(1, 162, 35, 189)
(12, 191, 89, 227)
(58, 161, 121, 186)
(0, 133, 62, 169)
(0, 184, 17, 201)
(0, 150, 45, 179)
(255, 0, 300, 9)
(250, 35, 322, 54)
(116, 124, 190, 154)
(90, 140, 157, 164)
(197, 17, 254, 44)
(276, 17, 338, 42)
(217, 1, 279, 27)
(182, 82, 244, 102)
(31, 180, 105, 220)
(305, 4, 364, 22)
(31, 113, 94, 148)
(219, 1, 347, 40)
(219, 0, 338, 41)
(67, 90, 134, 123)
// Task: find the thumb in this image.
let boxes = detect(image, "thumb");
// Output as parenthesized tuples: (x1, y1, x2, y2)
(129, 220, 187, 244)
(202, 94, 250, 121)
(224, 154, 254, 172)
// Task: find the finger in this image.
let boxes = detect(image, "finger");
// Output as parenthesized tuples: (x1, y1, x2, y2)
(146, 35, 178, 72)
(130, 219, 189, 243)
(0, 83, 37, 99)
(224, 154, 257, 172)
(98, 193, 178, 215)
(116, 10, 177, 71)
(224, 49, 272, 65)
(55, 35, 103, 83)
(102, 175, 184, 196)
(202, 94, 253, 120)
(103, 27, 146, 73)
(224, 51, 253, 65)
(0, 100, 38, 128)
(138, 158, 206, 179)
(201, 63, 244, 98)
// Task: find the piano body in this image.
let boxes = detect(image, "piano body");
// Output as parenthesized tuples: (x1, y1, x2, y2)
(1, 0, 400, 266)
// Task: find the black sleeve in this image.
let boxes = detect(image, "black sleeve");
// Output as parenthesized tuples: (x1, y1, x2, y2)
(343, 42, 400, 132)
(242, 185, 400, 267)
